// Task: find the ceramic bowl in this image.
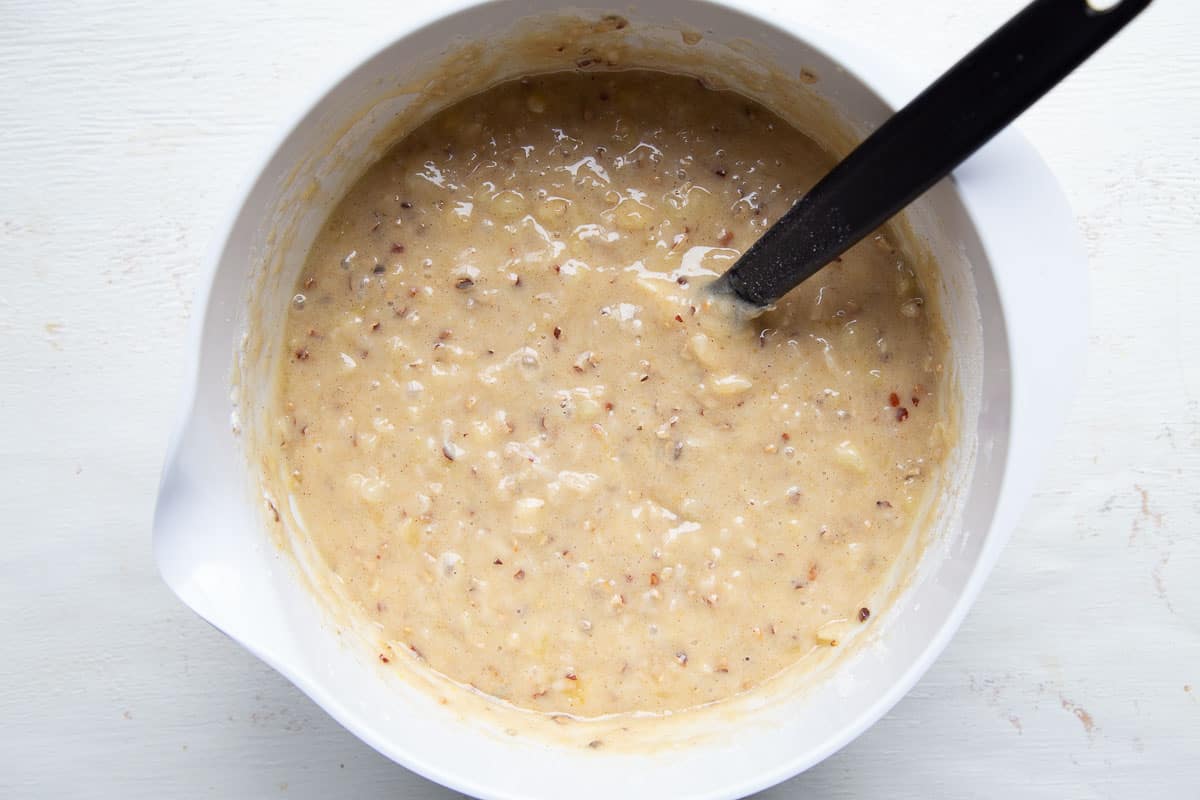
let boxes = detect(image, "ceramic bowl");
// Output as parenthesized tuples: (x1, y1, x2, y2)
(154, 1, 1086, 797)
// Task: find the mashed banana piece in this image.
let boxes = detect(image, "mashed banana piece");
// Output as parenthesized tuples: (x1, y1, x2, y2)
(269, 71, 947, 716)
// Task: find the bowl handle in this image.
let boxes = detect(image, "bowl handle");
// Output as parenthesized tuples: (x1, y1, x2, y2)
(153, 419, 303, 669)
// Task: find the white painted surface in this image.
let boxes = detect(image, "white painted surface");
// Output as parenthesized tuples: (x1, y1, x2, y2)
(1, 0, 1196, 797)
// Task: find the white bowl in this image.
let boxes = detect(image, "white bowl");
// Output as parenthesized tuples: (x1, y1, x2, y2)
(153, 1, 1086, 797)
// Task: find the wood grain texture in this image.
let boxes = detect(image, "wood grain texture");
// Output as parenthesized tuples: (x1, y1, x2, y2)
(1, 0, 1196, 797)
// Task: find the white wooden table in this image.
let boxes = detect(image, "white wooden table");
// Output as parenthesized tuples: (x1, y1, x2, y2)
(3, 1, 1197, 796)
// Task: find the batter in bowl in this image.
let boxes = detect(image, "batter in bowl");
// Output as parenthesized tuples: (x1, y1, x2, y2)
(265, 70, 949, 716)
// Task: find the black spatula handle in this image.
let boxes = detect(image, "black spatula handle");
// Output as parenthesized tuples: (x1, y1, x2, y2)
(716, 0, 1153, 308)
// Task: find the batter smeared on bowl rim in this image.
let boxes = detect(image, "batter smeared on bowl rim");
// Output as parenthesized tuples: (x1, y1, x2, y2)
(266, 70, 950, 716)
